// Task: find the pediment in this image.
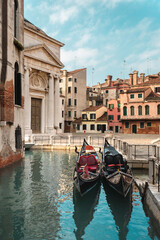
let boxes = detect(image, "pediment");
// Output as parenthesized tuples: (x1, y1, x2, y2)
(24, 44, 64, 68)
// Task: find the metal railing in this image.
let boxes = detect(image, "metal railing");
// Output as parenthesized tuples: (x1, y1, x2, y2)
(149, 157, 160, 192)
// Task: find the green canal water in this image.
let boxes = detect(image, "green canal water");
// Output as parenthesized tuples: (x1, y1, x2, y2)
(0, 150, 160, 240)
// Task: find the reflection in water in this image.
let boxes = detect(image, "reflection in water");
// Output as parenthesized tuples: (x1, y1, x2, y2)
(24, 150, 61, 240)
(0, 151, 160, 240)
(73, 184, 100, 240)
(103, 182, 132, 240)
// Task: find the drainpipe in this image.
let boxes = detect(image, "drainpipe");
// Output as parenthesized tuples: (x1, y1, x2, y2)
(0, 0, 8, 121)
(1, 0, 8, 83)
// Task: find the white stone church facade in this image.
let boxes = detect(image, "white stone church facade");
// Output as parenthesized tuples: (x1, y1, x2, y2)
(24, 19, 64, 142)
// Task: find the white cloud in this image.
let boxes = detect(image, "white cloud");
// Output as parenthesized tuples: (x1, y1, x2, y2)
(101, 0, 145, 8)
(75, 33, 92, 48)
(50, 6, 79, 24)
(102, 0, 132, 8)
(61, 47, 99, 69)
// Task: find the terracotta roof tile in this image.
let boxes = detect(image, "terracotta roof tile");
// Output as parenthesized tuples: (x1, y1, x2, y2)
(96, 113, 107, 122)
(82, 105, 104, 111)
(145, 91, 160, 101)
(134, 77, 160, 87)
(68, 68, 86, 75)
(127, 87, 150, 93)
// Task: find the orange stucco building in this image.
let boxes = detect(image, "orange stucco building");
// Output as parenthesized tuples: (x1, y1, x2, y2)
(120, 87, 160, 134)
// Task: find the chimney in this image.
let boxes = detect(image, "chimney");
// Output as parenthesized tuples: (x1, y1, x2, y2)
(106, 75, 112, 86)
(140, 73, 145, 83)
(129, 73, 133, 85)
(133, 70, 138, 85)
(63, 70, 67, 77)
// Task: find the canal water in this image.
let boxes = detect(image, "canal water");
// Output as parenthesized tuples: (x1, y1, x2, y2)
(0, 150, 160, 240)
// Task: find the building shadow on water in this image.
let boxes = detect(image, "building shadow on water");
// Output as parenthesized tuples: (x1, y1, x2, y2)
(103, 182, 133, 240)
(73, 183, 101, 240)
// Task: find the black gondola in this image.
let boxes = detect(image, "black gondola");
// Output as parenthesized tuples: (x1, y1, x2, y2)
(103, 183, 132, 240)
(73, 183, 100, 239)
(73, 139, 100, 196)
(101, 139, 133, 197)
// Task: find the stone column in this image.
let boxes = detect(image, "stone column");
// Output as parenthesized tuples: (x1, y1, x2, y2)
(24, 67, 32, 135)
(54, 77, 59, 130)
(47, 74, 54, 133)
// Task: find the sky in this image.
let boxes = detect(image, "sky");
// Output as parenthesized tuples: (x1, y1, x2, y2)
(24, 0, 160, 86)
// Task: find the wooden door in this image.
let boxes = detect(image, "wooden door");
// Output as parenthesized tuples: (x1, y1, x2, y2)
(132, 124, 137, 134)
(31, 98, 41, 133)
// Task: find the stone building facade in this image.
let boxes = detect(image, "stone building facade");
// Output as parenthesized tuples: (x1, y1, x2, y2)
(107, 99, 122, 133)
(24, 19, 64, 141)
(74, 105, 108, 133)
(120, 87, 160, 134)
(0, 0, 24, 168)
(60, 68, 86, 132)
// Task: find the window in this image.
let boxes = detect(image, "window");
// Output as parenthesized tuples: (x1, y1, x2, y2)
(106, 99, 108, 106)
(90, 113, 96, 120)
(130, 106, 134, 116)
(60, 88, 62, 94)
(68, 87, 71, 93)
(68, 78, 72, 82)
(83, 124, 86, 130)
(117, 115, 120, 120)
(147, 122, 151, 127)
(138, 106, 142, 115)
(62, 111, 64, 118)
(130, 94, 134, 99)
(68, 98, 71, 106)
(155, 87, 160, 93)
(74, 111, 77, 118)
(90, 124, 95, 130)
(14, 0, 18, 39)
(109, 126, 113, 131)
(125, 122, 129, 128)
(120, 90, 123, 93)
(59, 79, 63, 83)
(77, 124, 80, 130)
(106, 90, 108, 94)
(74, 87, 77, 94)
(62, 99, 64, 105)
(59, 123, 62, 129)
(74, 78, 77, 83)
(108, 115, 114, 120)
(14, 62, 22, 106)
(157, 105, 160, 115)
(97, 125, 101, 131)
(138, 93, 142, 98)
(74, 99, 77, 106)
(145, 105, 149, 115)
(109, 104, 114, 110)
(82, 114, 87, 120)
(140, 122, 144, 128)
(68, 121, 71, 126)
(68, 111, 71, 118)
(123, 106, 127, 116)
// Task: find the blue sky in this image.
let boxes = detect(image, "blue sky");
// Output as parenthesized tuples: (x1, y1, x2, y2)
(24, 0, 160, 86)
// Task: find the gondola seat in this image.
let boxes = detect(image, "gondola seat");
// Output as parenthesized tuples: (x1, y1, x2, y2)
(78, 156, 87, 172)
(105, 153, 128, 172)
(87, 155, 98, 172)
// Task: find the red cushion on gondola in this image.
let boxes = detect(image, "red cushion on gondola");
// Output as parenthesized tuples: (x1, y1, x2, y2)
(87, 155, 98, 165)
(78, 156, 87, 165)
(88, 165, 97, 171)
(108, 164, 116, 167)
